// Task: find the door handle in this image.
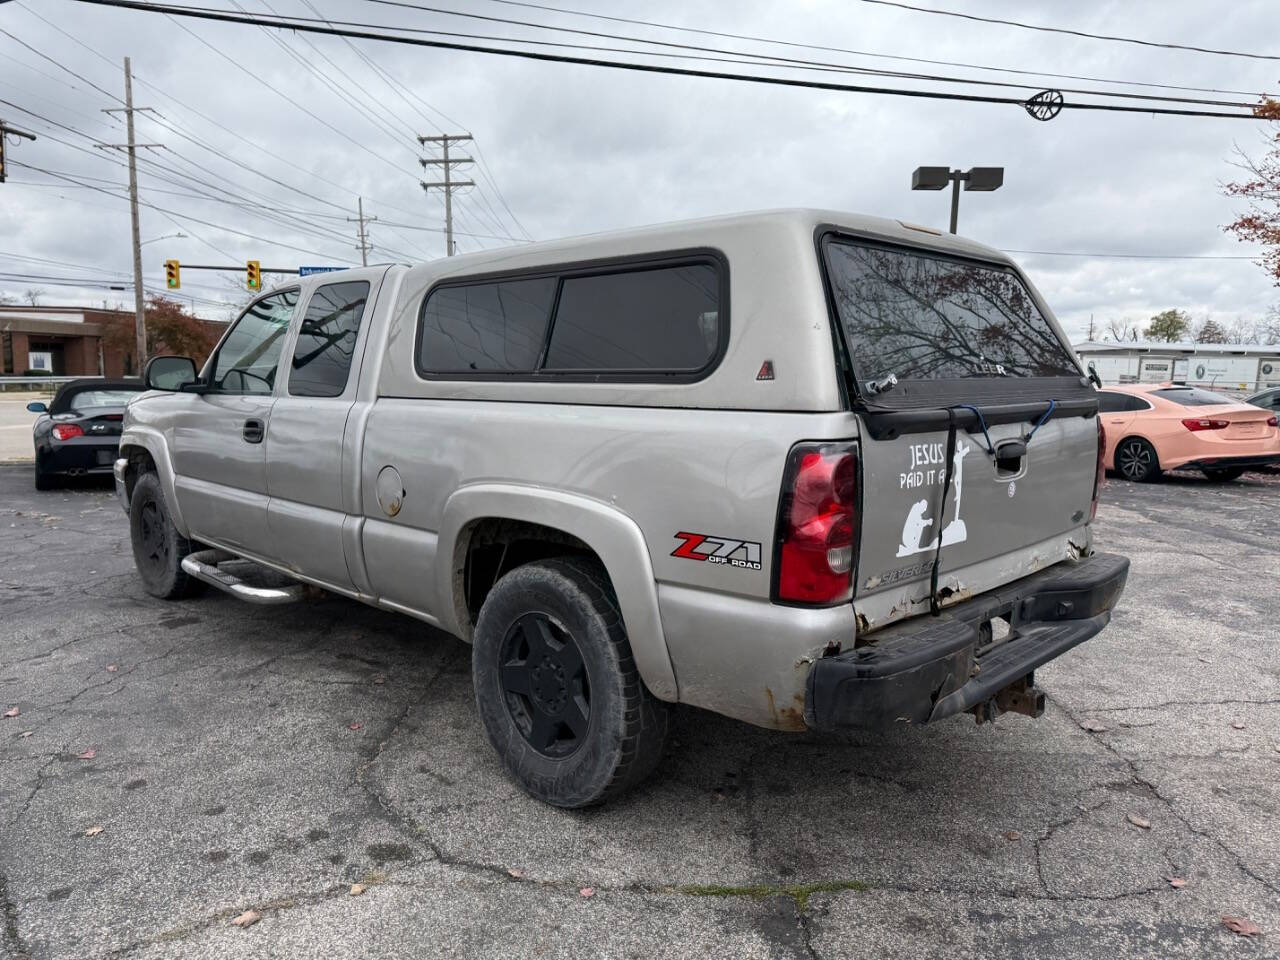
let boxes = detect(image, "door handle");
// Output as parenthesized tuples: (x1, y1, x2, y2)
(242, 418, 264, 444)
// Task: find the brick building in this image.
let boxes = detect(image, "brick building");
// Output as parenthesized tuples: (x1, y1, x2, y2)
(0, 305, 225, 377)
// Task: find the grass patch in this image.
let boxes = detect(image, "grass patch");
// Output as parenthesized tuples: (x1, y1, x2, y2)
(677, 880, 870, 911)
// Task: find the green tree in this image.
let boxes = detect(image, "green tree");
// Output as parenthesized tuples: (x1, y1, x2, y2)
(1144, 309, 1191, 342)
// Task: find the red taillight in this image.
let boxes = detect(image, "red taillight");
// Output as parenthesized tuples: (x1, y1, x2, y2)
(1181, 418, 1229, 432)
(1091, 418, 1105, 521)
(774, 443, 859, 604)
(1268, 416, 1278, 427)
(51, 423, 84, 441)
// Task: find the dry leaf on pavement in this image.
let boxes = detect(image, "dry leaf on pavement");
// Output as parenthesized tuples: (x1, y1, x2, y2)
(1003, 831, 1021, 842)
(3, 707, 18, 718)
(1167, 876, 1187, 888)
(579, 887, 595, 898)
(1221, 916, 1261, 937)
(373, 675, 385, 685)
(84, 826, 103, 837)
(1126, 813, 1151, 829)
(1231, 721, 1246, 730)
(106, 665, 118, 673)
(77, 748, 96, 760)
(350, 883, 366, 897)
(348, 722, 363, 731)
(231, 910, 261, 928)
(507, 868, 524, 879)
(1079, 719, 1107, 733)
(20, 731, 32, 738)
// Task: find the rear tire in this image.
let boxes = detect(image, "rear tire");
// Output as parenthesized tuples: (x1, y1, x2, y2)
(33, 464, 57, 491)
(1203, 466, 1246, 482)
(1116, 437, 1161, 483)
(472, 556, 669, 808)
(129, 471, 204, 600)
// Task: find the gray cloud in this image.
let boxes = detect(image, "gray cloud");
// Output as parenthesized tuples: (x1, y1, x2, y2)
(0, 0, 1276, 336)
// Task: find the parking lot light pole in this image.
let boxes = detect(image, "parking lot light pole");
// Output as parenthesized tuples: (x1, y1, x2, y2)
(911, 166, 1004, 234)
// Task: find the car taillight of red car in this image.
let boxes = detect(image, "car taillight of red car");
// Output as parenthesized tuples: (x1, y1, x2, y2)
(773, 442, 860, 605)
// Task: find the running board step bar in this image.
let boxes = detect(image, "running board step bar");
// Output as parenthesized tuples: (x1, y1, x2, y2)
(180, 549, 305, 605)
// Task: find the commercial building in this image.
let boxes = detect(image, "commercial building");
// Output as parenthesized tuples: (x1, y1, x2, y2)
(1074, 341, 1280, 393)
(0, 305, 224, 377)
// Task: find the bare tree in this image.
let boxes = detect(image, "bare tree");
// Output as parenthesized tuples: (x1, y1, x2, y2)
(1105, 317, 1137, 342)
(1260, 305, 1280, 345)
(1224, 316, 1258, 344)
(23, 288, 46, 306)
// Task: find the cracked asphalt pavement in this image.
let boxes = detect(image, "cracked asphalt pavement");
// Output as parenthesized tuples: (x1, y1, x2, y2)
(1, 463, 1277, 959)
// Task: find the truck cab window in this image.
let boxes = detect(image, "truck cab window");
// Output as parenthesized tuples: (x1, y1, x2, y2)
(289, 281, 370, 397)
(210, 290, 299, 395)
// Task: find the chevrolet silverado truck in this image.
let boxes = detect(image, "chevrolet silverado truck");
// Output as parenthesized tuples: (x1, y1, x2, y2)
(116, 210, 1129, 807)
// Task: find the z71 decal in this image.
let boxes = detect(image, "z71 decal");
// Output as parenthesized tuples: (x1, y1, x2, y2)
(671, 532, 763, 571)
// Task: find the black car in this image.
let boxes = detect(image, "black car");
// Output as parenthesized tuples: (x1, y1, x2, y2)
(28, 379, 144, 490)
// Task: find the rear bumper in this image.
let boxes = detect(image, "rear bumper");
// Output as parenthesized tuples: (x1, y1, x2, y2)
(805, 552, 1129, 730)
(39, 440, 121, 475)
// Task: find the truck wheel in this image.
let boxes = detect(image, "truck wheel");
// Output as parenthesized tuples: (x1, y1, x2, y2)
(1202, 467, 1245, 482)
(129, 472, 204, 600)
(1115, 437, 1161, 483)
(472, 557, 669, 808)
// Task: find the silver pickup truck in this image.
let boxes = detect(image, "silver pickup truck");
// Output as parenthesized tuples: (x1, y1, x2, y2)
(116, 209, 1129, 807)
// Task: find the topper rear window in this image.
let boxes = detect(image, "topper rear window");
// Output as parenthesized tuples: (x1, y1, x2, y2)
(822, 239, 1079, 384)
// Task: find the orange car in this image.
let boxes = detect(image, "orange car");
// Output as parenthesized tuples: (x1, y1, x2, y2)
(1098, 383, 1280, 482)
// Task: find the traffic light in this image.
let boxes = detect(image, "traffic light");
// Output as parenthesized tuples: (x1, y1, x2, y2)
(246, 259, 261, 291)
(164, 259, 180, 290)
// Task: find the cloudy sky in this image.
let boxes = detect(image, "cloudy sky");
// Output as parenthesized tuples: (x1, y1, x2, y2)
(1, 0, 1277, 341)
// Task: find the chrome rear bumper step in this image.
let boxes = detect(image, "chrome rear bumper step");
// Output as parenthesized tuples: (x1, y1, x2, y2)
(180, 549, 305, 605)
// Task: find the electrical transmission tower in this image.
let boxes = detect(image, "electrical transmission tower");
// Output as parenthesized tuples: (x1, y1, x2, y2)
(418, 133, 474, 257)
(347, 197, 377, 266)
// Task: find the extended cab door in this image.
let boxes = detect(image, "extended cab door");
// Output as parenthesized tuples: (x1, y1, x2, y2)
(170, 288, 299, 559)
(265, 273, 383, 591)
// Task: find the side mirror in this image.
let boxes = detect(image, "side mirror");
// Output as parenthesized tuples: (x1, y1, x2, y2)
(26, 401, 47, 413)
(1087, 365, 1103, 389)
(144, 355, 198, 391)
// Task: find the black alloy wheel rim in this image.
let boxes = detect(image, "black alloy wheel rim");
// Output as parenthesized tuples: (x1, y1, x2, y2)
(138, 495, 170, 576)
(1118, 440, 1151, 480)
(499, 612, 590, 758)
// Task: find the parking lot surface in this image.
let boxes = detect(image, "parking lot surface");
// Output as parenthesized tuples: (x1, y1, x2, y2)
(1, 463, 1277, 959)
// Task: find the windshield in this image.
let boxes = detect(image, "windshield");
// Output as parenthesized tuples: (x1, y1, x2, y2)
(823, 239, 1079, 382)
(69, 389, 141, 411)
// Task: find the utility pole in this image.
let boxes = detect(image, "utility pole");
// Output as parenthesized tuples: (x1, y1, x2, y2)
(346, 196, 376, 266)
(418, 133, 474, 256)
(0, 119, 37, 183)
(98, 59, 160, 375)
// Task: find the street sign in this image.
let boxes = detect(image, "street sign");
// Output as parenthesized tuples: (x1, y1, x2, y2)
(298, 266, 346, 276)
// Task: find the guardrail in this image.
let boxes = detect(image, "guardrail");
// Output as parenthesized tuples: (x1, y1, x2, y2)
(0, 376, 104, 394)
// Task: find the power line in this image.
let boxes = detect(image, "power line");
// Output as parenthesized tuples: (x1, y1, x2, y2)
(65, 1, 1264, 121)
(1005, 249, 1258, 261)
(353, 0, 1258, 109)
(477, 0, 1277, 99)
(852, 0, 1280, 62)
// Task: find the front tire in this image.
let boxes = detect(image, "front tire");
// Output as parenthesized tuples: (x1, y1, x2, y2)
(129, 471, 204, 600)
(472, 557, 669, 808)
(1203, 467, 1246, 482)
(1116, 437, 1161, 483)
